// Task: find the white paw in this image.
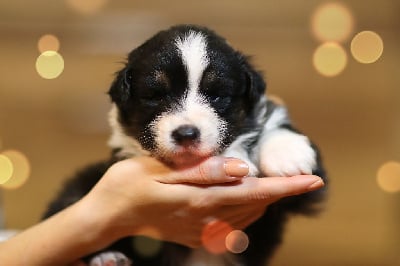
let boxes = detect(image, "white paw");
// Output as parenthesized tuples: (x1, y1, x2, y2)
(259, 130, 317, 177)
(89, 251, 132, 266)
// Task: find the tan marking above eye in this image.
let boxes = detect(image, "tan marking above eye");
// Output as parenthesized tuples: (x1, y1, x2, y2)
(154, 70, 170, 88)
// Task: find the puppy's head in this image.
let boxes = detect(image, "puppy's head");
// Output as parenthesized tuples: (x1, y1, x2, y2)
(108, 25, 266, 166)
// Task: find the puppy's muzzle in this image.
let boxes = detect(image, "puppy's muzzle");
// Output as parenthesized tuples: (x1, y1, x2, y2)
(172, 125, 200, 147)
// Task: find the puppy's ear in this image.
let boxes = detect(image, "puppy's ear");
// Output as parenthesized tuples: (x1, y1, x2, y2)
(108, 66, 133, 108)
(242, 59, 266, 104)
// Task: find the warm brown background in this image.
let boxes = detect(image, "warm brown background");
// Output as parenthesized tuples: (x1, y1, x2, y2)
(0, 1, 399, 265)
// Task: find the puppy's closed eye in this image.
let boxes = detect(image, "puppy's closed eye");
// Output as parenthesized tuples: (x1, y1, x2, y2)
(139, 87, 167, 107)
(139, 73, 170, 107)
(207, 95, 232, 107)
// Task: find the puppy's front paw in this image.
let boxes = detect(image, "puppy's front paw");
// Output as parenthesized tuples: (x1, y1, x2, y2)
(89, 251, 132, 266)
(259, 130, 317, 177)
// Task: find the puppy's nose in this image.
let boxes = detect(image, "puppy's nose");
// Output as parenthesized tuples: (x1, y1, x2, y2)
(172, 125, 200, 146)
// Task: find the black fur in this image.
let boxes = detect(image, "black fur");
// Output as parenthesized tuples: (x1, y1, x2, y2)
(44, 25, 327, 266)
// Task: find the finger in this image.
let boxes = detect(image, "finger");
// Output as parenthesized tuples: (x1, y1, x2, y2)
(158, 157, 249, 184)
(211, 175, 325, 205)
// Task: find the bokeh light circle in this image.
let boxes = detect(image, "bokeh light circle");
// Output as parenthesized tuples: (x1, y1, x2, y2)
(0, 150, 31, 189)
(351, 31, 384, 64)
(201, 219, 233, 254)
(313, 42, 347, 77)
(268, 94, 286, 106)
(36, 51, 64, 79)
(133, 236, 162, 258)
(38, 34, 60, 53)
(377, 161, 400, 193)
(311, 2, 354, 42)
(66, 0, 108, 15)
(225, 230, 249, 254)
(0, 155, 13, 185)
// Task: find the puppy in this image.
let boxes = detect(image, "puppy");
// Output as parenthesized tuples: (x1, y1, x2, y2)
(44, 25, 326, 266)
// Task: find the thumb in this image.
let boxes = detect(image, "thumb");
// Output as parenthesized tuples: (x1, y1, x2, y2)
(158, 157, 249, 184)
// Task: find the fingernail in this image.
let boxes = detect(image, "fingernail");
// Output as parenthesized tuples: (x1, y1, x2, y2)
(308, 179, 325, 191)
(224, 158, 249, 177)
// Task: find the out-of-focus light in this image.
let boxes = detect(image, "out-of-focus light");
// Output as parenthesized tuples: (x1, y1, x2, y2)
(201, 219, 233, 254)
(351, 31, 384, 64)
(36, 51, 64, 79)
(0, 150, 31, 190)
(377, 161, 400, 193)
(225, 230, 249, 254)
(133, 236, 162, 258)
(38, 34, 60, 53)
(0, 155, 13, 185)
(66, 0, 108, 15)
(268, 94, 286, 106)
(311, 2, 354, 42)
(313, 42, 347, 77)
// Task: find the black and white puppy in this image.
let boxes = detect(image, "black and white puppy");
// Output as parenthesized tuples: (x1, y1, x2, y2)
(44, 25, 326, 266)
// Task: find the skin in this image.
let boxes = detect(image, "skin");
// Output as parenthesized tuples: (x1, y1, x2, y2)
(0, 156, 324, 266)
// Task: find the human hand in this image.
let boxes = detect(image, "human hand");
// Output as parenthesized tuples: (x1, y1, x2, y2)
(82, 156, 324, 249)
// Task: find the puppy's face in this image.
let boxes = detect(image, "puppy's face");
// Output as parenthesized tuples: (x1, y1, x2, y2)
(109, 25, 265, 166)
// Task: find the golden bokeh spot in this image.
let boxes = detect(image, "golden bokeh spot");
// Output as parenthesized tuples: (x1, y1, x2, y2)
(36, 51, 65, 79)
(1, 150, 31, 189)
(38, 34, 60, 53)
(225, 230, 249, 254)
(66, 0, 108, 15)
(133, 236, 162, 258)
(311, 2, 354, 42)
(351, 31, 384, 64)
(377, 161, 400, 193)
(0, 155, 13, 185)
(201, 219, 233, 254)
(313, 42, 347, 77)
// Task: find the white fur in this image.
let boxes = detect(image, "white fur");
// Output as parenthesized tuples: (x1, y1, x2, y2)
(146, 32, 226, 162)
(89, 251, 131, 266)
(258, 128, 317, 176)
(250, 104, 317, 177)
(150, 94, 226, 159)
(175, 31, 209, 92)
(255, 96, 268, 124)
(108, 105, 150, 158)
(222, 132, 259, 176)
(108, 33, 226, 163)
(264, 104, 290, 131)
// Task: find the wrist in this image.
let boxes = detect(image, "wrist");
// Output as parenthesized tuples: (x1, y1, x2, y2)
(77, 175, 146, 247)
(75, 194, 126, 250)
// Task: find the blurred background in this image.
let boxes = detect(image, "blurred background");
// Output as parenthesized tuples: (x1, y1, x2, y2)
(0, 0, 399, 265)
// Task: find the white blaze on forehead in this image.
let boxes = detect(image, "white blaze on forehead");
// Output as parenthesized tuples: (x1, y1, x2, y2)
(148, 31, 227, 163)
(175, 31, 209, 92)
